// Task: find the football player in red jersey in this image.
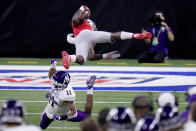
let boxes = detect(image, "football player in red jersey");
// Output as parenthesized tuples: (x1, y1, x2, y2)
(62, 5, 152, 69)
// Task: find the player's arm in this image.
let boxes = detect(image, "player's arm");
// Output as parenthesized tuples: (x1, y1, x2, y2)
(52, 101, 77, 121)
(161, 22, 175, 42)
(72, 5, 90, 27)
(87, 48, 102, 60)
(67, 101, 77, 119)
(87, 48, 120, 61)
(48, 59, 57, 79)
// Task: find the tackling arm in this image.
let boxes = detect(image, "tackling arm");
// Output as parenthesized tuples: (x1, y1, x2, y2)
(48, 68, 56, 80)
(67, 101, 77, 119)
(52, 101, 77, 121)
(48, 59, 57, 79)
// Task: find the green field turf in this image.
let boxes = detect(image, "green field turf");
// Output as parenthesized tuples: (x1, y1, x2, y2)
(0, 57, 196, 67)
(0, 90, 187, 131)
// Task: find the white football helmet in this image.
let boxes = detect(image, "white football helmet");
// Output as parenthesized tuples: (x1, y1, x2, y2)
(157, 92, 177, 107)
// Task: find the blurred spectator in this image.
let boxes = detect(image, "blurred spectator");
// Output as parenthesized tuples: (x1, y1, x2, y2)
(106, 106, 136, 131)
(132, 96, 153, 120)
(157, 92, 178, 107)
(80, 118, 100, 131)
(181, 86, 196, 122)
(0, 99, 41, 131)
(132, 96, 158, 131)
(155, 104, 184, 131)
(138, 10, 174, 63)
(97, 108, 110, 131)
(184, 102, 196, 131)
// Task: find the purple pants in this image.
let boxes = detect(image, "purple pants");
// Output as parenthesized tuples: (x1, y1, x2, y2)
(40, 110, 88, 129)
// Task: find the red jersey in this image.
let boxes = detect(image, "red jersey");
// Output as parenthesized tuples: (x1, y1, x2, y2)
(72, 20, 93, 37)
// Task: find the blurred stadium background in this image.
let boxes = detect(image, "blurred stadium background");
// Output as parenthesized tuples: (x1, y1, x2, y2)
(1, 0, 196, 59)
(0, 0, 196, 131)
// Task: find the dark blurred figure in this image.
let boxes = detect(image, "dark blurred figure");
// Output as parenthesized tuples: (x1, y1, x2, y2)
(155, 104, 184, 131)
(97, 108, 110, 131)
(138, 10, 175, 63)
(80, 118, 100, 131)
(0, 99, 41, 131)
(132, 96, 154, 120)
(106, 106, 136, 131)
(184, 101, 196, 131)
(181, 86, 196, 122)
(132, 96, 159, 131)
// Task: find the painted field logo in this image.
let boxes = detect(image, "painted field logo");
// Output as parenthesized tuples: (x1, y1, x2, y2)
(0, 65, 196, 91)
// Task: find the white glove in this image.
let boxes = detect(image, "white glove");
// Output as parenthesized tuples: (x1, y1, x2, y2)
(67, 33, 75, 44)
(103, 51, 121, 60)
(50, 59, 57, 68)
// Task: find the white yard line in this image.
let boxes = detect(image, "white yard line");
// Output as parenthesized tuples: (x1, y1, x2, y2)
(48, 127, 79, 130)
(25, 113, 98, 116)
(0, 100, 131, 103)
(1, 65, 196, 72)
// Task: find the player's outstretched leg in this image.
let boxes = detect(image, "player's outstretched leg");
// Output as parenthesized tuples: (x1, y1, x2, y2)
(61, 51, 70, 69)
(68, 75, 97, 122)
(111, 31, 152, 41)
(40, 113, 54, 129)
(61, 51, 85, 69)
(85, 75, 96, 117)
(85, 30, 152, 44)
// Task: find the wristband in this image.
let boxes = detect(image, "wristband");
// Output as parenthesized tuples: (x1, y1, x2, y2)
(87, 88, 93, 94)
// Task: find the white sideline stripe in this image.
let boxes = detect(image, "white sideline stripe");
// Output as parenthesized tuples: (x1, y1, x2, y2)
(0, 100, 187, 105)
(0, 89, 184, 92)
(26, 113, 42, 115)
(1, 65, 196, 72)
(25, 113, 98, 116)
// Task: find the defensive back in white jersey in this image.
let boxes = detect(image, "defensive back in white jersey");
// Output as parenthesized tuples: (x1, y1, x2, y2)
(1, 125, 41, 131)
(44, 85, 76, 119)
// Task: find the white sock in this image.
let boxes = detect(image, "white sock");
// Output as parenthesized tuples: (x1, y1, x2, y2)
(87, 88, 93, 94)
(70, 55, 76, 62)
(120, 31, 134, 40)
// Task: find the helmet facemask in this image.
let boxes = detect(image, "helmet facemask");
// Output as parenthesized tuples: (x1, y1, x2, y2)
(51, 71, 70, 90)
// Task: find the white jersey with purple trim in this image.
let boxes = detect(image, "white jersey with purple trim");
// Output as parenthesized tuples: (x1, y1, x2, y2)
(1, 125, 41, 131)
(44, 85, 76, 119)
